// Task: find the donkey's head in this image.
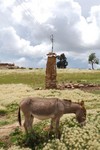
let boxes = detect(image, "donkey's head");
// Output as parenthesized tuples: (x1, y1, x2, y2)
(76, 101, 86, 127)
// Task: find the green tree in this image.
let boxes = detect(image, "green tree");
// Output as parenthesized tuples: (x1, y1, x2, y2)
(88, 53, 99, 69)
(56, 53, 68, 68)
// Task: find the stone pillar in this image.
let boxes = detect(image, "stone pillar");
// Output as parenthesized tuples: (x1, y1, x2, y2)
(45, 52, 57, 89)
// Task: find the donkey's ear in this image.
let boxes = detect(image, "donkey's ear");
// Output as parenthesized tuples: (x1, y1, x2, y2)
(80, 101, 84, 106)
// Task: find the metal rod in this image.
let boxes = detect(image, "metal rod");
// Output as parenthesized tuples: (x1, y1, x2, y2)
(50, 34, 54, 53)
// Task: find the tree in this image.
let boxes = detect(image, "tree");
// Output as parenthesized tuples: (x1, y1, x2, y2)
(56, 53, 68, 68)
(88, 53, 99, 70)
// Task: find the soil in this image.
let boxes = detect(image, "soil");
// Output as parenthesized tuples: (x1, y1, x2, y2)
(0, 122, 19, 138)
(0, 119, 40, 140)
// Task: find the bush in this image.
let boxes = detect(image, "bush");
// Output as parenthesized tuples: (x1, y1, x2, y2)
(43, 112, 100, 150)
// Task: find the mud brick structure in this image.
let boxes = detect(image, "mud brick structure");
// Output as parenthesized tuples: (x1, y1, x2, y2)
(0, 63, 17, 69)
(45, 52, 57, 89)
(0, 63, 21, 69)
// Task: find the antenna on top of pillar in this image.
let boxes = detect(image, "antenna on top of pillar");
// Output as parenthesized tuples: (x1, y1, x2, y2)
(50, 34, 54, 53)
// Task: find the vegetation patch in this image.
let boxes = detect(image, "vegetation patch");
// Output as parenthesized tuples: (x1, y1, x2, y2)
(0, 69, 45, 88)
(0, 69, 100, 149)
(0, 120, 9, 126)
(90, 90, 100, 95)
(0, 109, 7, 116)
(0, 69, 100, 88)
(0, 112, 100, 150)
(0, 103, 19, 127)
(6, 103, 19, 113)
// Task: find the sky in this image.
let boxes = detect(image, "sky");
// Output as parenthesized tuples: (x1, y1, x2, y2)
(0, 0, 100, 69)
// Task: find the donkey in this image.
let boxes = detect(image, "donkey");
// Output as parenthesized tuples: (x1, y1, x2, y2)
(18, 97, 86, 137)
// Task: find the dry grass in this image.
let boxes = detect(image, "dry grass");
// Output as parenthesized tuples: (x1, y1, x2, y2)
(57, 68, 100, 73)
(0, 84, 99, 109)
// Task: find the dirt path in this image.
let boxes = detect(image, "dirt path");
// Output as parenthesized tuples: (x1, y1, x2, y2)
(0, 119, 40, 139)
(0, 122, 19, 138)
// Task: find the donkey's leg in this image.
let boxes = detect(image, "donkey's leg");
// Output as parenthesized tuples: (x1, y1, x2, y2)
(48, 118, 56, 137)
(30, 115, 34, 132)
(50, 118, 56, 130)
(23, 119, 28, 133)
(23, 114, 34, 133)
(55, 117, 61, 139)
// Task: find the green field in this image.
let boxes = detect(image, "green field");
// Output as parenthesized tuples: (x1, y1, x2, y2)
(0, 69, 100, 87)
(0, 69, 100, 150)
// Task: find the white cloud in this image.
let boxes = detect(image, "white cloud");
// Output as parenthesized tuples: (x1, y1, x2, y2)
(0, 0, 15, 11)
(0, 0, 100, 68)
(12, 5, 23, 23)
(74, 17, 100, 47)
(0, 26, 50, 57)
(15, 57, 26, 67)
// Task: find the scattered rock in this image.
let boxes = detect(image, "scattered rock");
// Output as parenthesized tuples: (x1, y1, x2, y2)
(57, 83, 100, 90)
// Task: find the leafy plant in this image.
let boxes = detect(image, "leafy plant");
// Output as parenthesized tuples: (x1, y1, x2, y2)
(0, 120, 9, 126)
(0, 109, 7, 116)
(6, 103, 18, 113)
(9, 121, 56, 150)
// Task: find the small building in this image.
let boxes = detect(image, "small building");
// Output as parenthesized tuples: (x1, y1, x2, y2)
(0, 63, 19, 69)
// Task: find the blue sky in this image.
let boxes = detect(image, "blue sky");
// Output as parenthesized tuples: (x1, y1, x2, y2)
(0, 0, 100, 69)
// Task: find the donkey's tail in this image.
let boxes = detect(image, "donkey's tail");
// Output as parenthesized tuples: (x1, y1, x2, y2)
(18, 107, 22, 126)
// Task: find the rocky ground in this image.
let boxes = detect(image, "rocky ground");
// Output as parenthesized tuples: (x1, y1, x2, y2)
(57, 82, 100, 92)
